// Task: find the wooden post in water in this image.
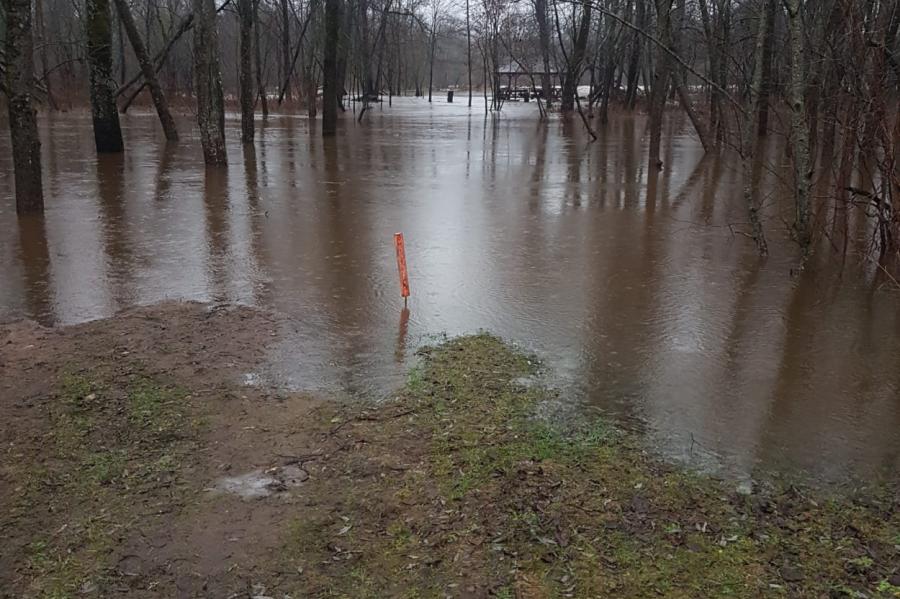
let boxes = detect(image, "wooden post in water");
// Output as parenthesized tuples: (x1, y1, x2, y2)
(394, 233, 410, 303)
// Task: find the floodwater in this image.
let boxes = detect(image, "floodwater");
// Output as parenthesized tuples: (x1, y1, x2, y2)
(1, 98, 899, 485)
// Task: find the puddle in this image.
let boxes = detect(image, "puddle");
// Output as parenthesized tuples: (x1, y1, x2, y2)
(212, 464, 309, 499)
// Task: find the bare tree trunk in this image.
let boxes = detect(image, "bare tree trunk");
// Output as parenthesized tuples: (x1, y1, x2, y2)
(280, 0, 291, 102)
(238, 0, 254, 143)
(533, 0, 553, 108)
(786, 0, 811, 256)
(466, 0, 472, 107)
(756, 0, 776, 135)
(742, 0, 770, 255)
(86, 0, 125, 153)
(648, 0, 673, 168)
(560, 0, 592, 112)
(253, 0, 269, 117)
(428, 22, 436, 103)
(34, 0, 57, 110)
(112, 0, 178, 141)
(193, 0, 227, 165)
(4, 0, 44, 213)
(624, 0, 644, 109)
(323, 0, 341, 136)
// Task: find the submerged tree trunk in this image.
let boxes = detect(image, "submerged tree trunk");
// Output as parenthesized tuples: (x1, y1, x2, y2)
(786, 0, 811, 256)
(279, 0, 291, 102)
(86, 0, 125, 153)
(466, 0, 472, 107)
(322, 0, 341, 136)
(427, 24, 436, 103)
(253, 0, 269, 118)
(192, 0, 227, 165)
(4, 0, 45, 213)
(34, 0, 57, 110)
(560, 0, 591, 112)
(533, 0, 553, 108)
(756, 0, 776, 136)
(238, 0, 254, 143)
(112, 0, 178, 141)
(648, 0, 673, 168)
(742, 0, 770, 256)
(624, 0, 644, 109)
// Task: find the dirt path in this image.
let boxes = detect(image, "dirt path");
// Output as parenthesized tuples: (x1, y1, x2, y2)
(1, 303, 898, 598)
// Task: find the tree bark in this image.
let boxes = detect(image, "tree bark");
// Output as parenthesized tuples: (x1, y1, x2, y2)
(238, 0, 255, 143)
(560, 0, 591, 112)
(322, 0, 341, 136)
(785, 0, 811, 256)
(86, 0, 125, 153)
(648, 0, 673, 168)
(253, 0, 269, 117)
(624, 0, 644, 109)
(533, 0, 553, 107)
(34, 0, 57, 110)
(4, 0, 44, 213)
(193, 0, 227, 165)
(742, 0, 770, 255)
(112, 0, 178, 141)
(280, 0, 291, 101)
(466, 0, 472, 106)
(756, 0, 776, 135)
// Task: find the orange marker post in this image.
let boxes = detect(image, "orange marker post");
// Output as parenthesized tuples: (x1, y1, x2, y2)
(394, 232, 410, 301)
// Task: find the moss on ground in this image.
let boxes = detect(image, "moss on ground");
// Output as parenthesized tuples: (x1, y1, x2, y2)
(3, 334, 898, 598)
(5, 371, 199, 598)
(282, 334, 900, 598)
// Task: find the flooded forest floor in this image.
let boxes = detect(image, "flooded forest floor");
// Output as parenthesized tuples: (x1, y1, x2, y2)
(1, 302, 899, 598)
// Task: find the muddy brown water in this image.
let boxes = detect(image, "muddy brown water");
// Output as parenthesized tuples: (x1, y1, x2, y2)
(1, 99, 899, 484)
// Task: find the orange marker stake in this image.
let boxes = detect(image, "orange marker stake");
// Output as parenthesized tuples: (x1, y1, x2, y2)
(394, 232, 411, 300)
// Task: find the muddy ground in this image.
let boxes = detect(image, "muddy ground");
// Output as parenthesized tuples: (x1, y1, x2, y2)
(1, 302, 899, 598)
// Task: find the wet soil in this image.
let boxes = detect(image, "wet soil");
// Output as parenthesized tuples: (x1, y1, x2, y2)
(1, 302, 898, 598)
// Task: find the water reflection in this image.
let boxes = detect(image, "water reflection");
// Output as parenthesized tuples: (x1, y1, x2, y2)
(1, 101, 898, 484)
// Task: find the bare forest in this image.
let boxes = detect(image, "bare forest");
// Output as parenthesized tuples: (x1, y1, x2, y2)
(2, 0, 900, 268)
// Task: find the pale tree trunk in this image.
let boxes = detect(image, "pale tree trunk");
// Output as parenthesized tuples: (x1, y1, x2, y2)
(785, 0, 811, 256)
(742, 0, 770, 255)
(4, 0, 45, 213)
(322, 0, 341, 136)
(86, 0, 125, 152)
(560, 0, 591, 112)
(533, 0, 553, 107)
(756, 0, 776, 135)
(112, 0, 178, 141)
(624, 0, 644, 110)
(253, 0, 269, 117)
(466, 0, 472, 107)
(280, 0, 291, 102)
(34, 0, 57, 110)
(238, 0, 255, 143)
(193, 0, 227, 165)
(427, 23, 436, 103)
(648, 0, 673, 169)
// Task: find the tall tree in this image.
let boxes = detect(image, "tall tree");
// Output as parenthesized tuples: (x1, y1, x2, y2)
(280, 0, 291, 102)
(648, 0, 673, 168)
(112, 0, 179, 141)
(238, 0, 255, 143)
(785, 0, 811, 255)
(742, 0, 771, 255)
(532, 0, 553, 108)
(3, 0, 44, 213)
(323, 0, 342, 136)
(558, 0, 592, 112)
(253, 0, 269, 118)
(193, 0, 227, 164)
(86, 0, 125, 152)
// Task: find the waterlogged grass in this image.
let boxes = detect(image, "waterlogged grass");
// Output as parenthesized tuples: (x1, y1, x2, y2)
(284, 334, 900, 598)
(9, 372, 199, 598)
